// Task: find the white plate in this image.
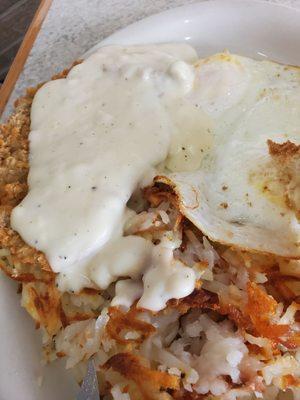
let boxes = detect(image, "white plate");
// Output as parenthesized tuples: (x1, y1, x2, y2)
(1, 1, 299, 399)
(87, 0, 300, 65)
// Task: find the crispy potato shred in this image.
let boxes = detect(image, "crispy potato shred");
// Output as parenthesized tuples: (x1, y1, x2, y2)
(245, 282, 300, 348)
(267, 139, 300, 218)
(168, 288, 218, 315)
(106, 307, 156, 344)
(22, 281, 63, 335)
(1, 67, 300, 400)
(104, 352, 180, 399)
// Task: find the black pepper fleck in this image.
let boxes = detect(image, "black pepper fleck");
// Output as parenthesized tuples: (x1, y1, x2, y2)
(91, 186, 97, 191)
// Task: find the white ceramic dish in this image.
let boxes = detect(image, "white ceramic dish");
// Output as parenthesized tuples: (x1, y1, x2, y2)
(1, 1, 299, 399)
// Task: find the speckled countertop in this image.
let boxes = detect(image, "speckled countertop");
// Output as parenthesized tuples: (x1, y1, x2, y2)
(2, 0, 299, 120)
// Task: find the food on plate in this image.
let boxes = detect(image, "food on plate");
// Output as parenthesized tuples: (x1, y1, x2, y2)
(0, 43, 299, 400)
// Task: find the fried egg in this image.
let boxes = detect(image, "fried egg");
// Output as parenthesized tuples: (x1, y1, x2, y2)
(161, 53, 300, 258)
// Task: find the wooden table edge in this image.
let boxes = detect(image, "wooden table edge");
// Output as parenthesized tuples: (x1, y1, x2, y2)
(0, 0, 53, 118)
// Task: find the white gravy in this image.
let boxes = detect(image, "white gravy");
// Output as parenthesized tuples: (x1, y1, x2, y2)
(111, 279, 143, 309)
(138, 239, 196, 312)
(11, 44, 198, 310)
